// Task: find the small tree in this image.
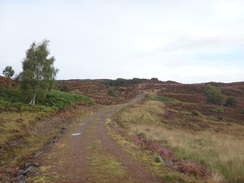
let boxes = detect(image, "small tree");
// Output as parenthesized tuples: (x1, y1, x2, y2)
(204, 84, 224, 105)
(151, 77, 159, 81)
(224, 97, 238, 107)
(2, 66, 15, 78)
(19, 40, 58, 105)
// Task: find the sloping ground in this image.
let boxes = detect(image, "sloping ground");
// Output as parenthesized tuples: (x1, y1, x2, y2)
(0, 76, 18, 89)
(109, 93, 244, 182)
(0, 105, 98, 182)
(157, 82, 244, 124)
(59, 79, 139, 105)
(23, 94, 162, 183)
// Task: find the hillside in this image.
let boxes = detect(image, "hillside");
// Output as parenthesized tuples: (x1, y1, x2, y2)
(1, 77, 244, 182)
(0, 76, 18, 89)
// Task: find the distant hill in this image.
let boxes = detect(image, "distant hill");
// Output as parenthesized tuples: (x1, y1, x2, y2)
(0, 76, 18, 89)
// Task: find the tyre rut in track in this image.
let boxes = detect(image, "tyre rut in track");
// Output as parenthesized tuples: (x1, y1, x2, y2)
(33, 95, 161, 183)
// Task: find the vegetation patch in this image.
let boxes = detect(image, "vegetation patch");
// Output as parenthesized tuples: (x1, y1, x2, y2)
(161, 173, 186, 183)
(43, 90, 95, 109)
(108, 98, 244, 182)
(0, 86, 95, 181)
(145, 96, 181, 103)
(224, 96, 238, 107)
(86, 138, 134, 183)
(211, 107, 224, 113)
(177, 160, 210, 177)
(191, 110, 201, 116)
(204, 84, 225, 105)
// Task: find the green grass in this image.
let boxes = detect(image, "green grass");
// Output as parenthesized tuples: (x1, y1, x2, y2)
(43, 90, 95, 109)
(0, 88, 95, 170)
(0, 88, 95, 111)
(86, 140, 134, 183)
(112, 99, 244, 182)
(211, 107, 224, 113)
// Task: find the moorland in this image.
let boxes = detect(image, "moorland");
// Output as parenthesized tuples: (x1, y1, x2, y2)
(0, 76, 243, 183)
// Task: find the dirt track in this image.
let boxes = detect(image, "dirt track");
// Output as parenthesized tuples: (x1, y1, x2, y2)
(31, 94, 161, 183)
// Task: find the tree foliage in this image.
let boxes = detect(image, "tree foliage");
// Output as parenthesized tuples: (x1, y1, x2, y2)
(204, 84, 224, 105)
(2, 66, 15, 78)
(224, 97, 237, 107)
(151, 77, 159, 81)
(103, 78, 142, 86)
(19, 40, 58, 105)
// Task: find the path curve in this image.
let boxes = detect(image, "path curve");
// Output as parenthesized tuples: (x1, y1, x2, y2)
(33, 94, 162, 183)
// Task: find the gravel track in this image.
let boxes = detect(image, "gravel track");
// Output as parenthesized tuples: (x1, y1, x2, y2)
(32, 94, 162, 183)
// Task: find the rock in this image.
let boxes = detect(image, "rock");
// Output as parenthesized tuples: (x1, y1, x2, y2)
(23, 165, 35, 175)
(62, 126, 68, 131)
(22, 162, 34, 169)
(34, 162, 40, 167)
(164, 160, 173, 166)
(44, 142, 54, 148)
(34, 151, 43, 158)
(33, 172, 41, 176)
(14, 172, 24, 180)
(19, 180, 26, 183)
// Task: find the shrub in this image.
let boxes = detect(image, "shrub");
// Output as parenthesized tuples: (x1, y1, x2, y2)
(125, 135, 132, 142)
(107, 88, 116, 97)
(154, 155, 163, 163)
(151, 77, 159, 81)
(241, 109, 244, 114)
(131, 133, 147, 145)
(145, 141, 173, 159)
(204, 85, 224, 105)
(43, 90, 94, 109)
(58, 85, 72, 92)
(0, 88, 94, 112)
(224, 97, 238, 107)
(177, 160, 210, 177)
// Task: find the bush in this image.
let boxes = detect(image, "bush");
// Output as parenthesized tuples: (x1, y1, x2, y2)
(151, 77, 159, 81)
(0, 88, 23, 103)
(224, 97, 238, 107)
(177, 160, 210, 177)
(132, 133, 147, 145)
(58, 85, 72, 92)
(43, 91, 94, 109)
(0, 88, 94, 112)
(107, 88, 116, 97)
(145, 141, 174, 159)
(204, 85, 224, 105)
(241, 109, 244, 114)
(154, 155, 163, 163)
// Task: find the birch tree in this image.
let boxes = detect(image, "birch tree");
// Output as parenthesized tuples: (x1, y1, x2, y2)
(20, 40, 58, 105)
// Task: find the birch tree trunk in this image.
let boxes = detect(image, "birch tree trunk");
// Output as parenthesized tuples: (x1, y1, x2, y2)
(29, 92, 36, 105)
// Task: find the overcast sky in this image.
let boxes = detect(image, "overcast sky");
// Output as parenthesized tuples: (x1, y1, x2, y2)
(0, 0, 244, 83)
